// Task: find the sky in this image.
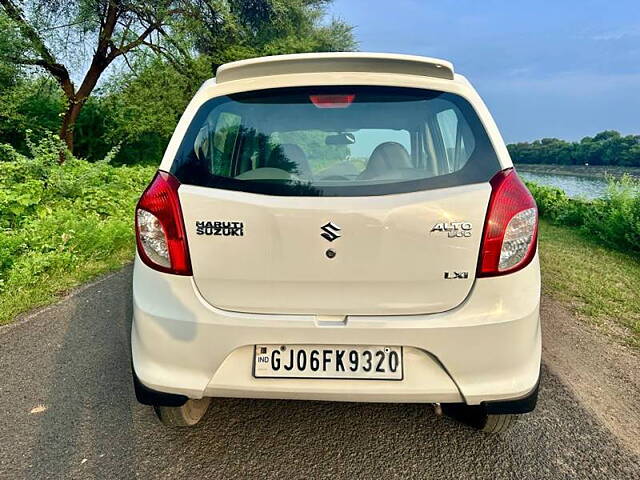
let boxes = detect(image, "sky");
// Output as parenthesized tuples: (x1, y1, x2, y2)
(329, 0, 640, 143)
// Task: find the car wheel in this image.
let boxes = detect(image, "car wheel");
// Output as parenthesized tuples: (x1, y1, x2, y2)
(153, 398, 211, 427)
(441, 404, 518, 433)
(480, 413, 518, 433)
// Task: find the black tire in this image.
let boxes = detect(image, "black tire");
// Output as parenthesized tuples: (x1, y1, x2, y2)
(481, 413, 518, 433)
(441, 404, 518, 433)
(153, 397, 211, 427)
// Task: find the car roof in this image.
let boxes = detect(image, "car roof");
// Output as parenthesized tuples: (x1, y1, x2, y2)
(215, 52, 455, 84)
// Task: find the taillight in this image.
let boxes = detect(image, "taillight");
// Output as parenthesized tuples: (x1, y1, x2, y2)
(135, 171, 192, 275)
(477, 168, 538, 277)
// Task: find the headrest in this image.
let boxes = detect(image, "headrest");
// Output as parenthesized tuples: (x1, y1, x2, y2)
(360, 142, 412, 179)
(268, 143, 312, 178)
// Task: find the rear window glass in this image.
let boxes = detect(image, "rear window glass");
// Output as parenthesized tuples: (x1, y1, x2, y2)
(171, 86, 500, 196)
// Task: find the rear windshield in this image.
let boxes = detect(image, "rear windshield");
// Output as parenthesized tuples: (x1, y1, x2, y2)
(171, 86, 500, 196)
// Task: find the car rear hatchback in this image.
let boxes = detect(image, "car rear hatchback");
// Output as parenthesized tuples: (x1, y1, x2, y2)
(131, 53, 541, 432)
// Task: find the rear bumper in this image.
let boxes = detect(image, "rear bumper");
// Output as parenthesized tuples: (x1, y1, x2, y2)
(131, 254, 541, 406)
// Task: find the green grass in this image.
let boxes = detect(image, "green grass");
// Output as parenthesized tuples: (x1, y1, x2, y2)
(0, 136, 155, 325)
(538, 220, 640, 349)
(0, 243, 135, 325)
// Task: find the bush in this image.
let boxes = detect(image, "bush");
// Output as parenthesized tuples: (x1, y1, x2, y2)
(0, 134, 155, 323)
(526, 176, 640, 254)
(584, 176, 640, 251)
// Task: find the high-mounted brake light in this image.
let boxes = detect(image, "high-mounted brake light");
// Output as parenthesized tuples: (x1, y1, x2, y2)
(135, 171, 192, 275)
(477, 169, 538, 277)
(309, 94, 355, 108)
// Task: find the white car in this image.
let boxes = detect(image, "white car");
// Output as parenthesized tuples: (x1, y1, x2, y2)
(132, 53, 540, 433)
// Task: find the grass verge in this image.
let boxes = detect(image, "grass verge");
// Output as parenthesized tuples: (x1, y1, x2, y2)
(538, 219, 640, 349)
(0, 245, 134, 326)
(0, 136, 155, 325)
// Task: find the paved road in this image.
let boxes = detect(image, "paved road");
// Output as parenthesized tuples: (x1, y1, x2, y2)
(1, 266, 639, 479)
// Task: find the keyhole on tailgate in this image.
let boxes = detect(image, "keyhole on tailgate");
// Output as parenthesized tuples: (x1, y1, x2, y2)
(325, 249, 336, 259)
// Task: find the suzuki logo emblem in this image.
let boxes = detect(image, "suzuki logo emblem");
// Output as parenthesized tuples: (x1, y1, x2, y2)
(320, 222, 341, 242)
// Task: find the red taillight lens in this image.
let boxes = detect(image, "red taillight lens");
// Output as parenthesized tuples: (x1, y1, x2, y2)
(477, 168, 538, 277)
(135, 171, 192, 275)
(309, 94, 355, 108)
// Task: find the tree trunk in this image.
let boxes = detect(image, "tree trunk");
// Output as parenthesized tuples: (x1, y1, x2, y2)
(57, 52, 111, 162)
(59, 100, 84, 159)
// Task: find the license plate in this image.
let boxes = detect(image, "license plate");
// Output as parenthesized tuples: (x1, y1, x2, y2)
(253, 345, 403, 380)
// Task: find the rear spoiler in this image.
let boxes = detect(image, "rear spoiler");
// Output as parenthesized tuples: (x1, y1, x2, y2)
(215, 52, 455, 83)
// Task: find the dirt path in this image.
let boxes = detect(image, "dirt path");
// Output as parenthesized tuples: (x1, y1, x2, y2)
(541, 296, 640, 456)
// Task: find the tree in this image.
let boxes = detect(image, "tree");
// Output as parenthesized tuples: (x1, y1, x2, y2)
(0, 1, 354, 161)
(0, 76, 65, 152)
(191, 0, 355, 68)
(0, 0, 186, 157)
(101, 54, 213, 164)
(507, 131, 640, 167)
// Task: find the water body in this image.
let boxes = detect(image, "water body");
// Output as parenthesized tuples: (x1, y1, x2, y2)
(519, 171, 608, 199)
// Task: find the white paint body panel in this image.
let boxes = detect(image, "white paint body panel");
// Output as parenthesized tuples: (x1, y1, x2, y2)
(181, 183, 490, 315)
